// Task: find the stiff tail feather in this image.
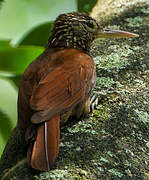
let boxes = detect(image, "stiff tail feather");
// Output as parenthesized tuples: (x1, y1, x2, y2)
(27, 115, 60, 171)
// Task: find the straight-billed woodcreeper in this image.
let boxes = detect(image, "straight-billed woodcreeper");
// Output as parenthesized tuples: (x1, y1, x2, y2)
(17, 12, 138, 171)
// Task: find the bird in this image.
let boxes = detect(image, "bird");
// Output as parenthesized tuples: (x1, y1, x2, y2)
(17, 12, 138, 171)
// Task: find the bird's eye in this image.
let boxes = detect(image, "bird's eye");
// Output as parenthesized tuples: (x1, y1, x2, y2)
(87, 20, 94, 28)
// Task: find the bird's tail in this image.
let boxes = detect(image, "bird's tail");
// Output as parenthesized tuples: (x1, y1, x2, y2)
(27, 115, 60, 171)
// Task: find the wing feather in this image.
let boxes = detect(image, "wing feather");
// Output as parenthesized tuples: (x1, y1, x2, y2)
(30, 53, 95, 124)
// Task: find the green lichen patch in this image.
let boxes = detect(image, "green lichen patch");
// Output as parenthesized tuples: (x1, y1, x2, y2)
(135, 109, 149, 124)
(108, 168, 124, 178)
(141, 8, 149, 14)
(96, 77, 121, 90)
(125, 16, 144, 27)
(94, 44, 133, 72)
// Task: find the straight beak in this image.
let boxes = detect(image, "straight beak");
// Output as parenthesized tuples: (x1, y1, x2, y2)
(97, 29, 139, 38)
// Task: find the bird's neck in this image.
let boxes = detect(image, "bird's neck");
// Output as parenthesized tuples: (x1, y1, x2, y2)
(47, 32, 90, 53)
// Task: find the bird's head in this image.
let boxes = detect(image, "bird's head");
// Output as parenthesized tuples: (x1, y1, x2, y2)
(48, 12, 138, 52)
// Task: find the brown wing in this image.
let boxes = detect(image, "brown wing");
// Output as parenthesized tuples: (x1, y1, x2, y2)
(30, 53, 95, 124)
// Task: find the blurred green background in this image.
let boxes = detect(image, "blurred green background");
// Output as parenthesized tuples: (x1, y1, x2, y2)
(0, 0, 97, 157)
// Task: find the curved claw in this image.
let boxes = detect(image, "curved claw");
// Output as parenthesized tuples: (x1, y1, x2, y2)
(90, 94, 99, 113)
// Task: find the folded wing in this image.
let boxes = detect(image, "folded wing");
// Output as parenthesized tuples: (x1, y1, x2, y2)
(30, 55, 95, 124)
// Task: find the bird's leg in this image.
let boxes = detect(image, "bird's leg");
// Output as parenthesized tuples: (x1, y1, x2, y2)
(71, 97, 91, 120)
(60, 110, 72, 126)
(71, 96, 96, 120)
(90, 93, 99, 113)
(60, 95, 99, 126)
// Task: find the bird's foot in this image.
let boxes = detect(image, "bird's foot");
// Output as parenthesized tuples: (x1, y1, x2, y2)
(90, 93, 99, 113)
